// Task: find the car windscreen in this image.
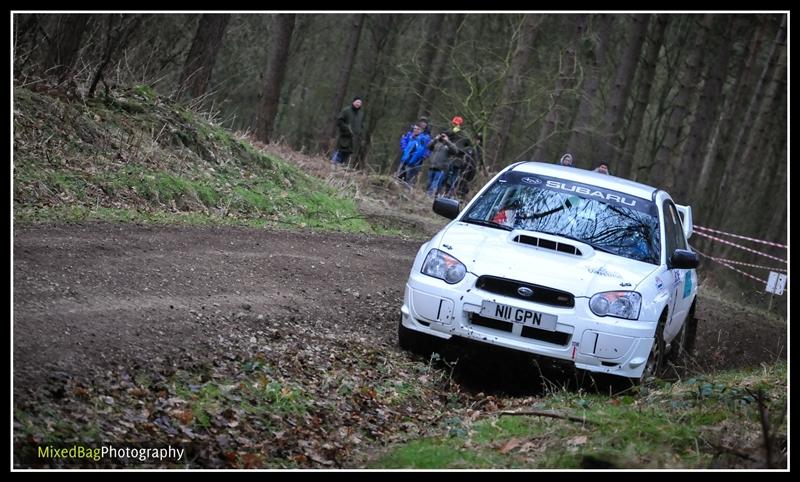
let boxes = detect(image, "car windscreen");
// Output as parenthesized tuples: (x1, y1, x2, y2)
(462, 171, 661, 264)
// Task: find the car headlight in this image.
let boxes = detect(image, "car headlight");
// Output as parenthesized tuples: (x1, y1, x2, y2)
(589, 291, 642, 320)
(421, 249, 467, 284)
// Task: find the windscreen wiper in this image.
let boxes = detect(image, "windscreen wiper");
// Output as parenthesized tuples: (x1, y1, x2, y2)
(523, 198, 574, 221)
(462, 218, 513, 231)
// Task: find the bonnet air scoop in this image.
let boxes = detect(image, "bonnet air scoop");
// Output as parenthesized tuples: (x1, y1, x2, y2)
(511, 232, 586, 257)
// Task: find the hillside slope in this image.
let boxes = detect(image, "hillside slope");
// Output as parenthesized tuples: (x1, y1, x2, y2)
(14, 85, 438, 235)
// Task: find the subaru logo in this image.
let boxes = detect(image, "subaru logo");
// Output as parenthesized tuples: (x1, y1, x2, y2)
(521, 176, 542, 185)
(517, 287, 534, 297)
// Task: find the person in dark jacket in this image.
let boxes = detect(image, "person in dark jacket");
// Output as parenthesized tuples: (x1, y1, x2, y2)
(332, 96, 364, 167)
(455, 132, 481, 199)
(426, 130, 458, 197)
(443, 116, 471, 197)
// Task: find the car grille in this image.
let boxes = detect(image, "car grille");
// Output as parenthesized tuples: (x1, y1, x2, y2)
(475, 276, 575, 308)
(469, 314, 571, 346)
(470, 314, 512, 332)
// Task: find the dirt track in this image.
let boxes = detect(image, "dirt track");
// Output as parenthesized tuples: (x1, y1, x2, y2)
(12, 223, 787, 467)
(13, 223, 424, 390)
(14, 222, 785, 389)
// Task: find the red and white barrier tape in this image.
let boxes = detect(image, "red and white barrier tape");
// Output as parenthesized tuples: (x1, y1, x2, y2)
(717, 260, 768, 284)
(693, 231, 787, 264)
(708, 258, 787, 273)
(694, 249, 768, 284)
(693, 225, 787, 249)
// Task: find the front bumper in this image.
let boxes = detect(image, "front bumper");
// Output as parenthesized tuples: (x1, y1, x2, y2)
(400, 271, 656, 379)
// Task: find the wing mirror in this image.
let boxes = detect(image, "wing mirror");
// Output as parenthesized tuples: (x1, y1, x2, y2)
(669, 249, 699, 269)
(433, 197, 460, 220)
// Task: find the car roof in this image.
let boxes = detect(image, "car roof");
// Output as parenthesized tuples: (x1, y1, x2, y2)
(511, 161, 659, 201)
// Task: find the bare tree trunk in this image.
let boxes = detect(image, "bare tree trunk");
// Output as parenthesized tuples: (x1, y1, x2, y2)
(14, 14, 44, 66)
(486, 14, 541, 170)
(418, 14, 465, 119)
(706, 15, 785, 225)
(651, 14, 713, 196)
(760, 137, 787, 246)
(672, 16, 733, 203)
(566, 14, 613, 165)
(713, 87, 785, 267)
(255, 14, 296, 144)
(764, 193, 787, 247)
(177, 14, 230, 100)
(44, 14, 90, 82)
(723, 48, 785, 228)
(385, 15, 446, 175)
(729, 15, 786, 168)
(715, 34, 785, 263)
(749, 87, 787, 238)
(326, 14, 365, 141)
(15, 14, 39, 41)
(694, 16, 765, 213)
(354, 15, 404, 170)
(88, 15, 144, 98)
(406, 14, 445, 122)
(639, 19, 692, 183)
(597, 14, 648, 168)
(620, 15, 668, 180)
(15, 15, 52, 74)
(532, 14, 587, 161)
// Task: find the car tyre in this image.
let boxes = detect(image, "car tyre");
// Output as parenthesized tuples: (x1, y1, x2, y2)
(398, 317, 434, 356)
(632, 312, 667, 385)
(667, 301, 697, 373)
(683, 301, 698, 356)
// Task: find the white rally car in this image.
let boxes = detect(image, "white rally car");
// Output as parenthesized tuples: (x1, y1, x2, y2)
(399, 162, 699, 382)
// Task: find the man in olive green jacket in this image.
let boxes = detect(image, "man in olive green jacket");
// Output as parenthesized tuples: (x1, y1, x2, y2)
(332, 97, 364, 167)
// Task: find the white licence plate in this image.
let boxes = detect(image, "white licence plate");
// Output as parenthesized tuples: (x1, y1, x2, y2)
(480, 301, 558, 331)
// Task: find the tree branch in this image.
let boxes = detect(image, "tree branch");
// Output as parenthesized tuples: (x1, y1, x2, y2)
(499, 409, 596, 425)
(708, 441, 760, 463)
(748, 388, 774, 468)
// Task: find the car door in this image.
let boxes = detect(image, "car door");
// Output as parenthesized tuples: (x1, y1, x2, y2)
(662, 200, 693, 339)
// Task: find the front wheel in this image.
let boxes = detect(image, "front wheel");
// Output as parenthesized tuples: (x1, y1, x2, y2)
(667, 301, 698, 371)
(633, 313, 667, 385)
(398, 317, 436, 356)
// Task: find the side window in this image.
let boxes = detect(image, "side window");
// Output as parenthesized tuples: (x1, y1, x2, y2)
(663, 205, 677, 258)
(669, 204, 688, 251)
(663, 201, 687, 259)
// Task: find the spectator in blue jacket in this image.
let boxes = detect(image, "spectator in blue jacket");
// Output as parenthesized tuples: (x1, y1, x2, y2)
(400, 117, 431, 161)
(396, 123, 428, 185)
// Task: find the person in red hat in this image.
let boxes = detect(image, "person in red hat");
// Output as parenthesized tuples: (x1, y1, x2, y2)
(444, 116, 471, 197)
(426, 115, 471, 197)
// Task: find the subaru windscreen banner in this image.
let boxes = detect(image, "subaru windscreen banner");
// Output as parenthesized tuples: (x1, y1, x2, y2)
(501, 171, 658, 216)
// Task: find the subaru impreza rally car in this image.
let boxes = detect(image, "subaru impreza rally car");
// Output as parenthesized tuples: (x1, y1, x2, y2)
(399, 161, 699, 382)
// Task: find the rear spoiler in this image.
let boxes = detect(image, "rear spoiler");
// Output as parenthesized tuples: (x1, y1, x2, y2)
(676, 204, 693, 240)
